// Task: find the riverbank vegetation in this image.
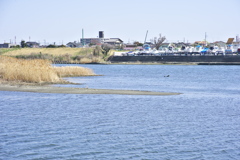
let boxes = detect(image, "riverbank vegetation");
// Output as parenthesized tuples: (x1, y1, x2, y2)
(54, 66, 95, 77)
(0, 46, 115, 64)
(0, 56, 96, 84)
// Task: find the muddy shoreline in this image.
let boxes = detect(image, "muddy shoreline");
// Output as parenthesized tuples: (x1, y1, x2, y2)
(0, 84, 180, 96)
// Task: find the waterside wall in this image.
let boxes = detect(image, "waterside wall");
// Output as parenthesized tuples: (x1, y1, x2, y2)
(109, 55, 240, 64)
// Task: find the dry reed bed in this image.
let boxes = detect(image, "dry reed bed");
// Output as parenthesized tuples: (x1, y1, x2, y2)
(0, 56, 96, 83)
(1, 48, 103, 64)
(1, 48, 92, 56)
(54, 66, 96, 77)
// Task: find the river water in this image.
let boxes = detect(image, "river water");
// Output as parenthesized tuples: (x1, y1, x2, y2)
(1, 64, 240, 160)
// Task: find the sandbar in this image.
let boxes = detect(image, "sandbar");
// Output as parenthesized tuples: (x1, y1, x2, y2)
(0, 84, 180, 96)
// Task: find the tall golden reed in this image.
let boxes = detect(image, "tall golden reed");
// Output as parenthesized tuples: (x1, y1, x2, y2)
(54, 66, 95, 77)
(0, 56, 60, 83)
(0, 56, 95, 83)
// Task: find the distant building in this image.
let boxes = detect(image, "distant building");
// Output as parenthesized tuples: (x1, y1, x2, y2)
(80, 38, 102, 46)
(124, 44, 142, 50)
(26, 41, 40, 48)
(213, 41, 226, 47)
(143, 42, 154, 49)
(0, 43, 11, 48)
(103, 38, 123, 47)
(80, 31, 124, 48)
(236, 35, 240, 42)
(0, 43, 16, 48)
(194, 41, 208, 46)
(159, 43, 170, 48)
(172, 42, 191, 48)
(80, 38, 123, 47)
(66, 41, 82, 48)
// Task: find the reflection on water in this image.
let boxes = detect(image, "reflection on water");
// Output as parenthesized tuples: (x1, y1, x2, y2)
(1, 65, 240, 159)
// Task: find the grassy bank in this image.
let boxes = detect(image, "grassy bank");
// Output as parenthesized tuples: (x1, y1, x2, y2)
(0, 48, 114, 64)
(0, 56, 96, 84)
(0, 47, 92, 56)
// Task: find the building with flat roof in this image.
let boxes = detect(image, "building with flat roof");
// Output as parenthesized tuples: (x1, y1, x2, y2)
(80, 38, 103, 46)
(26, 41, 40, 48)
(0, 43, 17, 48)
(80, 38, 123, 47)
(80, 31, 124, 48)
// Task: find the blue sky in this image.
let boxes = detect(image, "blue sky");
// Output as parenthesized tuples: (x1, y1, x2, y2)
(0, 0, 239, 45)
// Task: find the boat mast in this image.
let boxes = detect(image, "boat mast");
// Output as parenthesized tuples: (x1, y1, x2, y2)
(144, 30, 148, 44)
(205, 32, 207, 47)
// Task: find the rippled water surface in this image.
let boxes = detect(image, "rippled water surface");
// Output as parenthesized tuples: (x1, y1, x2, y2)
(1, 64, 240, 160)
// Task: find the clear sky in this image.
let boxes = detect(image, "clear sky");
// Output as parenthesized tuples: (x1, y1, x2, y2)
(0, 0, 239, 45)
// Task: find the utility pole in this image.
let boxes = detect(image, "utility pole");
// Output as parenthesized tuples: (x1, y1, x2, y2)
(205, 32, 207, 47)
(82, 28, 84, 46)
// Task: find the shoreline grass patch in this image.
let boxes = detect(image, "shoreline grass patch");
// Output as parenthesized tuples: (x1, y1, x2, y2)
(54, 66, 96, 77)
(0, 48, 111, 64)
(0, 56, 60, 83)
(0, 56, 96, 84)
